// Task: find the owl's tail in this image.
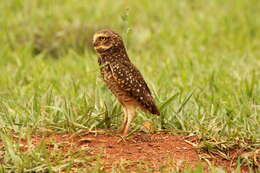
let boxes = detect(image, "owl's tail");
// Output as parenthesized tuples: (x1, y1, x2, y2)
(150, 104, 160, 115)
(140, 95, 160, 115)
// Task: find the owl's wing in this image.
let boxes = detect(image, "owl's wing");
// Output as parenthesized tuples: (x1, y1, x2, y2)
(109, 61, 160, 115)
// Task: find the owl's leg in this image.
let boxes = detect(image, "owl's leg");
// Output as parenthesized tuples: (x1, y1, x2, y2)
(120, 107, 128, 132)
(122, 106, 136, 135)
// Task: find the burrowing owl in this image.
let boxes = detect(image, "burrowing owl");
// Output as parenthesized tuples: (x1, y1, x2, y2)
(93, 29, 160, 135)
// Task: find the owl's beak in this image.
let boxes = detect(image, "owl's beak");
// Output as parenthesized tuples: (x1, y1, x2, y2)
(93, 39, 98, 47)
(93, 42, 98, 48)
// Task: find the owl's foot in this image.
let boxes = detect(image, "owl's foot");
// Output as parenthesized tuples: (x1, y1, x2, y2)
(117, 134, 128, 143)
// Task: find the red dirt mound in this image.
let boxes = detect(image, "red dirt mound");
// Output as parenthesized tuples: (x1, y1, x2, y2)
(77, 132, 200, 169)
(4, 131, 256, 172)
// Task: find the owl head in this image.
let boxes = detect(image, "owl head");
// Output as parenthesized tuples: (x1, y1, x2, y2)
(93, 29, 124, 54)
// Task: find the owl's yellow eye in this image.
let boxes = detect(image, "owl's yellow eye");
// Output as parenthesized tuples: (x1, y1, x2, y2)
(99, 36, 107, 41)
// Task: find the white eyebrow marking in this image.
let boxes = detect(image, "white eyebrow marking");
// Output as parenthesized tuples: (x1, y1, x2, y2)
(93, 33, 108, 43)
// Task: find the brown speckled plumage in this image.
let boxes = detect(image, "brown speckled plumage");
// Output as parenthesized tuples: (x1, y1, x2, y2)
(93, 29, 160, 135)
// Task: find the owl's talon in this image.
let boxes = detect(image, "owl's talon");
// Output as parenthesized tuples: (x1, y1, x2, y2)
(117, 135, 127, 143)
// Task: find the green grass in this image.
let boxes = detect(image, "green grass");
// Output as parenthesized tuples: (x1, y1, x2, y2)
(0, 0, 259, 172)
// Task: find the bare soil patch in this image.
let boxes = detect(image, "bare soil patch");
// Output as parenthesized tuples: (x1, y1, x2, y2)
(5, 131, 258, 172)
(76, 132, 200, 170)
